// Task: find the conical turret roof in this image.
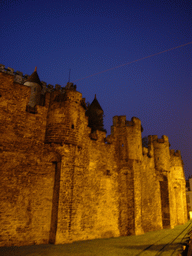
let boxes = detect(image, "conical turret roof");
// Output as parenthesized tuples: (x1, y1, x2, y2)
(88, 94, 103, 112)
(86, 94, 106, 133)
(25, 67, 42, 86)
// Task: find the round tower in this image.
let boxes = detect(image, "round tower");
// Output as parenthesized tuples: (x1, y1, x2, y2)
(24, 67, 42, 107)
(45, 83, 88, 145)
(152, 135, 170, 172)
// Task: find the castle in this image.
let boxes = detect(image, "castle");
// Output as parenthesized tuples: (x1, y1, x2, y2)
(0, 65, 187, 247)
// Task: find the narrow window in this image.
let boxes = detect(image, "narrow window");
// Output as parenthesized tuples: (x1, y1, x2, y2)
(71, 124, 74, 129)
(106, 170, 111, 176)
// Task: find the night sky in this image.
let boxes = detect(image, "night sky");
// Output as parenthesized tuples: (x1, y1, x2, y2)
(1, 0, 192, 178)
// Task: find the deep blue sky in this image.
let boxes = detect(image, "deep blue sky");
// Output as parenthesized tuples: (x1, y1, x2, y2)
(1, 0, 192, 178)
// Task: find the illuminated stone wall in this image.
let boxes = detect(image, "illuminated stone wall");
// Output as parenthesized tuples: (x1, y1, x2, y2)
(0, 72, 62, 246)
(141, 147, 163, 232)
(169, 150, 187, 227)
(53, 140, 120, 244)
(0, 68, 187, 247)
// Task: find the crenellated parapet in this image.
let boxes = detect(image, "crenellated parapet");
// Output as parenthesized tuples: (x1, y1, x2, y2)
(112, 115, 126, 127)
(0, 64, 62, 94)
(111, 116, 141, 133)
(0, 64, 29, 84)
(150, 135, 169, 144)
(170, 149, 181, 157)
(142, 146, 154, 158)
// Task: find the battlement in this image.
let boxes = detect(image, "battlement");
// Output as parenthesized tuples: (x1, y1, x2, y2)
(142, 144, 154, 158)
(113, 116, 126, 126)
(170, 149, 181, 157)
(49, 88, 87, 113)
(0, 64, 65, 94)
(113, 116, 141, 127)
(0, 64, 29, 84)
(150, 135, 169, 144)
(0, 65, 85, 111)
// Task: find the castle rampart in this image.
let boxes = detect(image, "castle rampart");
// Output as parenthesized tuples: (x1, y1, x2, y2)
(0, 65, 187, 247)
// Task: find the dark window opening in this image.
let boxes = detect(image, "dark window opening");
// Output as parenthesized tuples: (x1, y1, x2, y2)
(71, 124, 74, 129)
(39, 94, 45, 106)
(106, 170, 111, 176)
(26, 105, 37, 114)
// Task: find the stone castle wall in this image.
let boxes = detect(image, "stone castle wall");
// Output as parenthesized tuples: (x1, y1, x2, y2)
(0, 67, 187, 247)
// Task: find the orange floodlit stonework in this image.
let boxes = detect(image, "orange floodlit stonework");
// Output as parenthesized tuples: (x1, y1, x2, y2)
(0, 65, 187, 247)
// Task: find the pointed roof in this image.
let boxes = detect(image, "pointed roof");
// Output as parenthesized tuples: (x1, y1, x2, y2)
(85, 94, 106, 133)
(89, 94, 103, 111)
(25, 67, 42, 86)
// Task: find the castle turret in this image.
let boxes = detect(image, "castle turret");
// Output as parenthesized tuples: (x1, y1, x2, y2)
(111, 116, 142, 161)
(151, 135, 170, 172)
(150, 135, 171, 228)
(170, 150, 183, 170)
(85, 94, 106, 133)
(111, 116, 143, 236)
(45, 83, 89, 145)
(169, 149, 187, 225)
(24, 67, 42, 108)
